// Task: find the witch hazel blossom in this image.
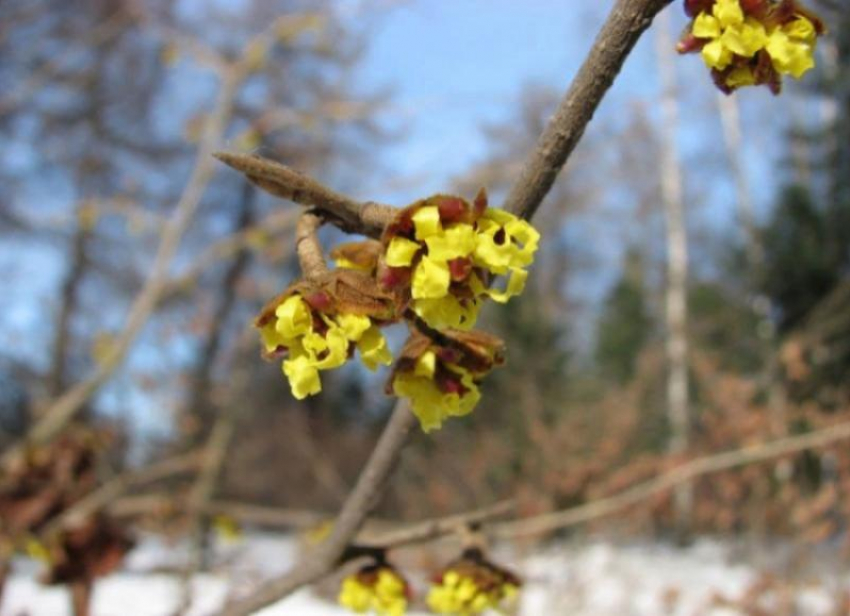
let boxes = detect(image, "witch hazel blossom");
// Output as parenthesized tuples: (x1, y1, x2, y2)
(380, 192, 540, 331)
(427, 549, 522, 616)
(338, 565, 410, 616)
(255, 191, 528, 432)
(256, 273, 394, 400)
(386, 329, 505, 432)
(678, 0, 825, 93)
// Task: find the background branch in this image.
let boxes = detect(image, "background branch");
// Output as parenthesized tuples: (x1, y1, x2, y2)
(495, 420, 850, 538)
(1, 72, 244, 465)
(42, 452, 201, 537)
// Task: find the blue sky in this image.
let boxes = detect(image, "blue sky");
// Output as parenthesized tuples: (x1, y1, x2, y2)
(355, 0, 659, 204)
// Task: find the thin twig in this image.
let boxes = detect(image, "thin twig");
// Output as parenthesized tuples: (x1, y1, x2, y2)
(202, 500, 334, 529)
(222, 401, 417, 615)
(296, 211, 329, 278)
(161, 209, 298, 299)
(494, 420, 850, 538)
(213, 152, 397, 238)
(42, 452, 201, 537)
(0, 16, 295, 465)
(48, 205, 93, 397)
(353, 499, 515, 551)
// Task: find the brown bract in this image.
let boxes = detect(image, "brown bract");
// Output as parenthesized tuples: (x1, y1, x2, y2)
(329, 240, 383, 275)
(255, 270, 401, 331)
(435, 547, 521, 593)
(386, 328, 505, 395)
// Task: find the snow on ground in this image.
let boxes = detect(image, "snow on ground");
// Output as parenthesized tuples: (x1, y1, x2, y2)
(3, 534, 848, 615)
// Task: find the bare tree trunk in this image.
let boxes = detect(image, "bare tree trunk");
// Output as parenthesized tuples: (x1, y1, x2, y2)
(181, 183, 256, 446)
(717, 95, 760, 269)
(656, 10, 692, 542)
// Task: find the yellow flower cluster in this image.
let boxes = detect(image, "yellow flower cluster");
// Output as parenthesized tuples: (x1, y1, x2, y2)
(427, 570, 519, 616)
(382, 195, 539, 330)
(338, 568, 408, 616)
(387, 329, 504, 432)
(392, 350, 480, 433)
(256, 192, 525, 431)
(680, 0, 824, 92)
(259, 294, 392, 399)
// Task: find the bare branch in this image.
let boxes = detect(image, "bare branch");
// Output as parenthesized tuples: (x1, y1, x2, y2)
(213, 152, 397, 238)
(42, 452, 201, 537)
(0, 80, 241, 465)
(353, 499, 515, 551)
(494, 420, 850, 538)
(222, 401, 417, 615)
(203, 500, 333, 529)
(503, 0, 673, 220)
(296, 211, 329, 278)
(162, 209, 298, 299)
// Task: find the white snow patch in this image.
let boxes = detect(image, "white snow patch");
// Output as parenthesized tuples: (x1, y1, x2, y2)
(4, 535, 849, 615)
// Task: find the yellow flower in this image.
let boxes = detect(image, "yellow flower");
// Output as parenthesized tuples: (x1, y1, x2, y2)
(684, 0, 823, 91)
(392, 351, 481, 432)
(766, 17, 817, 78)
(725, 66, 757, 88)
(411, 296, 482, 331)
(212, 515, 242, 543)
(330, 240, 384, 274)
(387, 329, 504, 432)
(385, 237, 421, 267)
(693, 0, 768, 70)
(260, 295, 392, 400)
(412, 255, 451, 299)
(427, 568, 519, 616)
(339, 568, 408, 616)
(381, 195, 540, 331)
(358, 325, 394, 370)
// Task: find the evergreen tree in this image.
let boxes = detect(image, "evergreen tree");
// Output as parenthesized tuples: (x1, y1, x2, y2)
(595, 248, 652, 383)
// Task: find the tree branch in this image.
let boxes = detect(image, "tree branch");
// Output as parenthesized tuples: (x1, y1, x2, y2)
(213, 152, 396, 238)
(223, 400, 416, 615)
(41, 452, 201, 537)
(0, 17, 291, 466)
(223, 0, 674, 612)
(503, 0, 673, 220)
(352, 499, 515, 551)
(494, 420, 850, 538)
(161, 209, 298, 300)
(296, 211, 329, 278)
(1, 72, 244, 466)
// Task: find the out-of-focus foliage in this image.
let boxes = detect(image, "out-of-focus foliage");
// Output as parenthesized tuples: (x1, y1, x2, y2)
(595, 248, 653, 384)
